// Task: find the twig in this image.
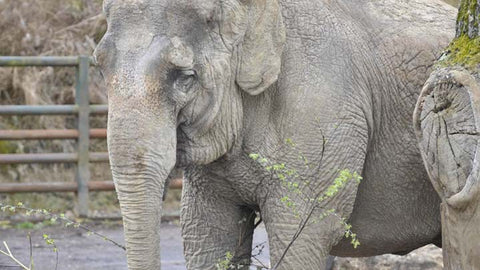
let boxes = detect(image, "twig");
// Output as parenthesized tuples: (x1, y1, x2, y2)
(55, 14, 104, 35)
(54, 246, 58, 270)
(76, 223, 126, 251)
(251, 241, 268, 269)
(271, 203, 318, 270)
(43, 235, 58, 270)
(28, 233, 33, 270)
(0, 203, 126, 251)
(0, 241, 30, 270)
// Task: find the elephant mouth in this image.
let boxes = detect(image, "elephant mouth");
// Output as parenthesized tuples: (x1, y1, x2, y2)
(175, 127, 195, 166)
(176, 126, 190, 146)
(175, 126, 223, 166)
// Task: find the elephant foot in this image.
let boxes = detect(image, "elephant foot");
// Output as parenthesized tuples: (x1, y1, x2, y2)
(414, 67, 480, 270)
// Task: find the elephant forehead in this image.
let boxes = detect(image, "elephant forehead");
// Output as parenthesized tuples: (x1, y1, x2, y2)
(167, 0, 217, 17)
(105, 0, 218, 41)
(116, 28, 155, 52)
(104, 0, 218, 19)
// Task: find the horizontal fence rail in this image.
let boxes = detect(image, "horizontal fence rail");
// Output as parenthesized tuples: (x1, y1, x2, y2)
(0, 129, 107, 140)
(0, 179, 183, 193)
(0, 56, 94, 67)
(0, 152, 109, 164)
(0, 56, 181, 218)
(0, 105, 108, 115)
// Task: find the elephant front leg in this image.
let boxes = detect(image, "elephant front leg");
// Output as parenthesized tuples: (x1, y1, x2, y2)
(181, 179, 256, 270)
(262, 192, 357, 270)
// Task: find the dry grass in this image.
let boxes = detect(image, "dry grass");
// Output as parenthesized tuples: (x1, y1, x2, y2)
(0, 0, 107, 106)
(0, 0, 113, 213)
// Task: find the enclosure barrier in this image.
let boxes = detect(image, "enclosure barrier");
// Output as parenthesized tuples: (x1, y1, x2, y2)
(0, 129, 107, 140)
(0, 56, 182, 217)
(0, 179, 183, 193)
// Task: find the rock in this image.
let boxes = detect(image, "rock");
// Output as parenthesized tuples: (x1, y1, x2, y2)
(333, 245, 443, 270)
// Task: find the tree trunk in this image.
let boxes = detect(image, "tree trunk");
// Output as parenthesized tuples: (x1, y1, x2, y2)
(414, 1, 480, 269)
(456, 0, 480, 39)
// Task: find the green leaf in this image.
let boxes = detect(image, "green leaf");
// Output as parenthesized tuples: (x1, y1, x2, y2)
(286, 138, 296, 147)
(353, 240, 360, 249)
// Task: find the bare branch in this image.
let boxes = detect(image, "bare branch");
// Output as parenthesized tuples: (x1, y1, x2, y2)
(0, 241, 30, 270)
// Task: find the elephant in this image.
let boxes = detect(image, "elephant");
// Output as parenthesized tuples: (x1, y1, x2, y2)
(94, 0, 457, 269)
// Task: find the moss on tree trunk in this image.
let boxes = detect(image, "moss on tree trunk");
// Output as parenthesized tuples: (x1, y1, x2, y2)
(456, 0, 479, 38)
(438, 0, 480, 70)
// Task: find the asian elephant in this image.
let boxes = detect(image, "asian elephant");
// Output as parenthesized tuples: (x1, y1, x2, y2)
(94, 0, 457, 269)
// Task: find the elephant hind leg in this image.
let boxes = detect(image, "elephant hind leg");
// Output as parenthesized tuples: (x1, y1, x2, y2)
(261, 121, 368, 269)
(265, 212, 349, 270)
(261, 162, 365, 269)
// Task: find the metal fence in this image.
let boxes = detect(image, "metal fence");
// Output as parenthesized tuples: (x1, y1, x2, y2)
(0, 56, 181, 217)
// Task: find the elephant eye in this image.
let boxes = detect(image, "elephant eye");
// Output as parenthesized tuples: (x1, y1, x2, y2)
(174, 69, 197, 91)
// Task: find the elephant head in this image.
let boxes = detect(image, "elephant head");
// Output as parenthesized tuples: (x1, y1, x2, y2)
(94, 0, 285, 268)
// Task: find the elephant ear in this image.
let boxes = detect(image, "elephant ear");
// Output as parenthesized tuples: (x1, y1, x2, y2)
(236, 0, 286, 95)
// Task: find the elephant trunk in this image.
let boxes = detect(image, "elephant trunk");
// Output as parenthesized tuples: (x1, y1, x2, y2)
(108, 107, 176, 270)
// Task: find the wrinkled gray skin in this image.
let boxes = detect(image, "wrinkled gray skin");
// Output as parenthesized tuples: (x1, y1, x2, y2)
(94, 0, 456, 269)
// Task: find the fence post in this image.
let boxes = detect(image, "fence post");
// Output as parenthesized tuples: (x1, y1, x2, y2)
(75, 56, 90, 217)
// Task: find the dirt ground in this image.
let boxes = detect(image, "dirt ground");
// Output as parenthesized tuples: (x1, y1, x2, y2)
(0, 222, 443, 270)
(0, 222, 270, 270)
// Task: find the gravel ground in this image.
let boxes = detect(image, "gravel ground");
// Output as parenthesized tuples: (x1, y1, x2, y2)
(0, 223, 442, 270)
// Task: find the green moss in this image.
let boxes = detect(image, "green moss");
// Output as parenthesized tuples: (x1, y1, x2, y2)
(437, 35, 480, 70)
(457, 0, 477, 24)
(0, 141, 17, 174)
(456, 0, 479, 37)
(0, 141, 16, 154)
